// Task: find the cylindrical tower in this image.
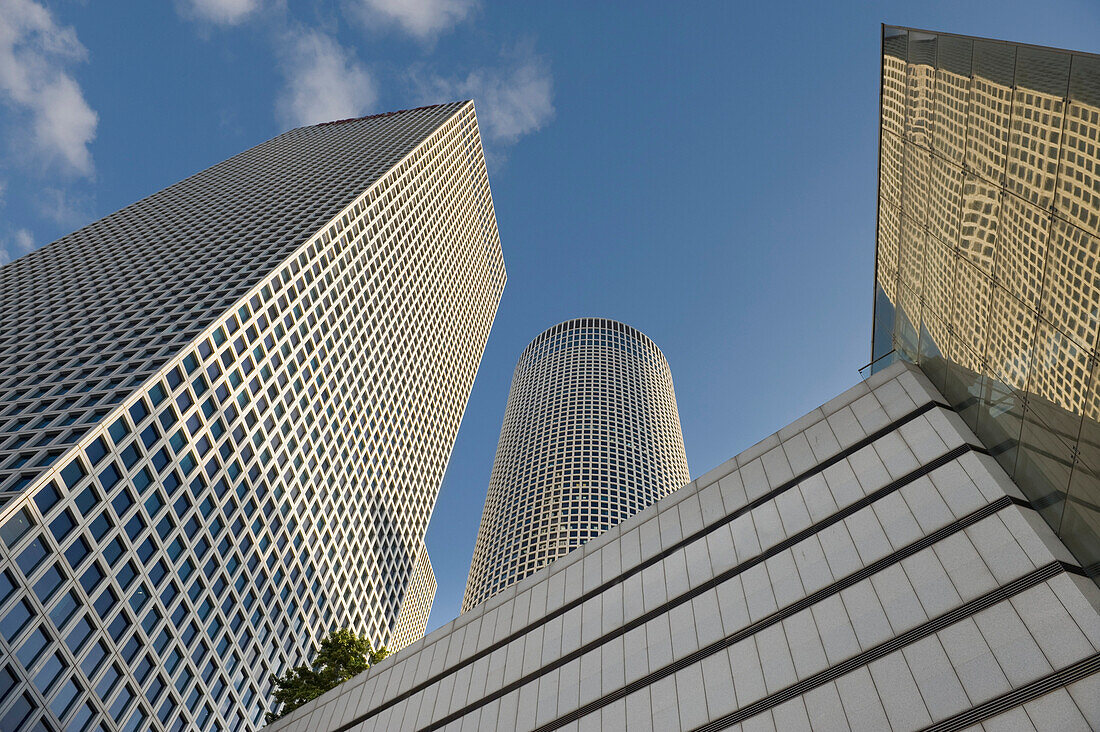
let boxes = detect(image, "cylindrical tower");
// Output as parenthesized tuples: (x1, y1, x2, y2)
(462, 317, 690, 610)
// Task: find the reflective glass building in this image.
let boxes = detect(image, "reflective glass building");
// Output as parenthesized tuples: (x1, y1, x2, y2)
(0, 102, 505, 730)
(462, 318, 689, 610)
(871, 26, 1100, 578)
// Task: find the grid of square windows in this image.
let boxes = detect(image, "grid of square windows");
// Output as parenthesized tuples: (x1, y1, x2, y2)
(0, 101, 505, 730)
(462, 318, 689, 611)
(0, 103, 466, 496)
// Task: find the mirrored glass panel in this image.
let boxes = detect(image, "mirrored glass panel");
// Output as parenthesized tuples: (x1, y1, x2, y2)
(934, 35, 973, 163)
(995, 195, 1051, 309)
(1041, 218, 1100, 350)
(951, 258, 993, 370)
(974, 369, 1025, 477)
(958, 175, 1000, 276)
(927, 156, 964, 247)
(873, 27, 1100, 581)
(901, 142, 932, 224)
(1007, 46, 1069, 209)
(1058, 54, 1100, 238)
(882, 28, 908, 137)
(966, 40, 1015, 185)
(986, 287, 1036, 392)
(905, 32, 937, 149)
(1066, 358, 1100, 574)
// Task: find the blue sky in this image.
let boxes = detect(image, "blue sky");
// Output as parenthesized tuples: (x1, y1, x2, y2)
(0, 0, 1096, 634)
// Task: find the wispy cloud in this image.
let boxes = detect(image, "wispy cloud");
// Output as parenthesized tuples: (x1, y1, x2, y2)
(347, 0, 476, 39)
(276, 28, 378, 128)
(0, 0, 97, 177)
(412, 43, 553, 147)
(37, 186, 94, 229)
(0, 227, 35, 265)
(178, 0, 261, 26)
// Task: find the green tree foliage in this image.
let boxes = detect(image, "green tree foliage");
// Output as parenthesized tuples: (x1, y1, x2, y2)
(265, 628, 388, 723)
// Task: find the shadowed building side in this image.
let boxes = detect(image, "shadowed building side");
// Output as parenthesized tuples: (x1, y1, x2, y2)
(389, 542, 437, 653)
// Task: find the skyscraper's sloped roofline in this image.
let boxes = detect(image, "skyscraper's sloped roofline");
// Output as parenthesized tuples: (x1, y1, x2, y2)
(311, 101, 470, 129)
(0, 101, 472, 496)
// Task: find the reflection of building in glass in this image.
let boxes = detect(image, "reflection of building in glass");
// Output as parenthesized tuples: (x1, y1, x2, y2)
(872, 26, 1100, 576)
(0, 102, 505, 730)
(462, 318, 689, 610)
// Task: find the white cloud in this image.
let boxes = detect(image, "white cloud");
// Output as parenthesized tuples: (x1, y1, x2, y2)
(0, 227, 35, 265)
(38, 186, 94, 228)
(348, 0, 475, 39)
(179, 0, 260, 25)
(276, 28, 377, 128)
(413, 44, 553, 146)
(0, 0, 97, 177)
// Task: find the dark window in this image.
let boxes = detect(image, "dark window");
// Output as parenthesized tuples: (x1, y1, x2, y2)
(15, 625, 50, 666)
(75, 486, 100, 516)
(65, 614, 94, 654)
(49, 510, 76, 543)
(86, 437, 109, 465)
(61, 460, 86, 489)
(49, 676, 81, 720)
(141, 425, 159, 449)
(129, 400, 149, 424)
(64, 537, 90, 570)
(80, 562, 104, 594)
(89, 513, 112, 542)
(0, 509, 34, 549)
(32, 563, 64, 604)
(148, 383, 167, 406)
(117, 562, 137, 590)
(16, 536, 48, 575)
(121, 444, 141, 469)
(50, 590, 81, 630)
(80, 641, 108, 678)
(33, 484, 60, 516)
(108, 418, 130, 444)
(1, 600, 33, 642)
(112, 488, 134, 517)
(98, 462, 121, 491)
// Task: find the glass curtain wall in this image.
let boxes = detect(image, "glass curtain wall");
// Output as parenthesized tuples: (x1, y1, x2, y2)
(871, 25, 1100, 577)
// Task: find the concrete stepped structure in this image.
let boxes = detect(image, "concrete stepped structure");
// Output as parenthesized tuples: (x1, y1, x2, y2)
(266, 362, 1100, 731)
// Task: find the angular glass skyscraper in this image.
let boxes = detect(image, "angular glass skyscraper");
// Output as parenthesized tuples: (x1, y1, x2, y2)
(0, 102, 505, 730)
(871, 27, 1100, 579)
(462, 318, 689, 610)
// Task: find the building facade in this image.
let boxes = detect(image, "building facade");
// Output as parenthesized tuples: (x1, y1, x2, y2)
(268, 362, 1100, 732)
(0, 102, 505, 730)
(871, 26, 1100, 580)
(462, 318, 689, 611)
(389, 543, 437, 654)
